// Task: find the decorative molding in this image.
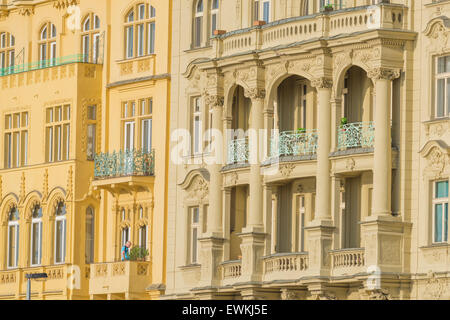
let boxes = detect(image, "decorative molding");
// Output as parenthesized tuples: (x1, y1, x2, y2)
(367, 67, 401, 81)
(244, 88, 266, 100)
(53, 0, 79, 9)
(311, 77, 332, 89)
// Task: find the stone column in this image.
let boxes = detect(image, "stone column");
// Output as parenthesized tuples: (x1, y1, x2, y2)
(205, 95, 224, 236)
(239, 87, 266, 283)
(367, 67, 399, 217)
(305, 78, 334, 278)
(312, 78, 333, 223)
(198, 95, 225, 288)
(245, 88, 266, 232)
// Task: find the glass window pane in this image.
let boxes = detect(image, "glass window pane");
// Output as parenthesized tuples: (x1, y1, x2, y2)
(445, 203, 449, 242)
(436, 181, 449, 198)
(192, 228, 197, 262)
(438, 57, 445, 74)
(435, 204, 443, 242)
(437, 79, 445, 117)
(263, 1, 270, 23)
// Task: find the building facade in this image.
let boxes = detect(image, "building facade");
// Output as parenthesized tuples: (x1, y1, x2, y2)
(0, 0, 171, 300)
(165, 0, 450, 300)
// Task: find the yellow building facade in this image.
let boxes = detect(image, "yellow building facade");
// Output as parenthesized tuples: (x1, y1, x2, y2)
(164, 0, 450, 300)
(0, 0, 171, 300)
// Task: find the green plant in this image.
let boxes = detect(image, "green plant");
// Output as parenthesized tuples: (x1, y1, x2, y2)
(323, 4, 334, 11)
(297, 128, 306, 133)
(340, 117, 348, 127)
(129, 246, 149, 261)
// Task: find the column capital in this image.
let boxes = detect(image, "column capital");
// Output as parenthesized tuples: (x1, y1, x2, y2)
(203, 93, 224, 109)
(244, 88, 266, 101)
(367, 67, 401, 81)
(311, 77, 333, 89)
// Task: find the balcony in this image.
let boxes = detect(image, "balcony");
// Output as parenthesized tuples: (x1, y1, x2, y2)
(93, 149, 155, 194)
(270, 130, 318, 159)
(227, 138, 249, 165)
(214, 4, 408, 58)
(263, 252, 308, 282)
(220, 260, 242, 286)
(89, 261, 152, 300)
(337, 122, 375, 151)
(0, 264, 71, 299)
(0, 54, 101, 77)
(330, 248, 365, 277)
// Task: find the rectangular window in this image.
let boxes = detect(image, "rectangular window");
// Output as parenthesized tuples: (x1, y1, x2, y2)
(126, 26, 134, 59)
(46, 106, 70, 162)
(436, 56, 450, 118)
(87, 124, 96, 160)
(121, 227, 130, 247)
(31, 220, 42, 266)
(93, 33, 100, 63)
(50, 42, 56, 66)
(211, 14, 217, 35)
(139, 225, 147, 251)
(192, 97, 202, 155)
(148, 22, 155, 54)
(190, 207, 200, 264)
(194, 17, 202, 47)
(7, 223, 19, 268)
(433, 180, 449, 243)
(124, 121, 135, 151)
(4, 112, 28, 168)
(141, 119, 152, 152)
(55, 218, 66, 264)
(263, 1, 270, 23)
(137, 24, 144, 57)
(253, 0, 260, 21)
(82, 34, 89, 62)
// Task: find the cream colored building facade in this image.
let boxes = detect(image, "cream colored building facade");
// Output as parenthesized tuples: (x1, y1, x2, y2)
(165, 0, 450, 300)
(0, 0, 171, 300)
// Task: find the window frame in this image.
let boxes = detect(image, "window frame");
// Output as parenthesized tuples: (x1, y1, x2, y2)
(4, 111, 29, 169)
(54, 202, 67, 264)
(45, 105, 71, 163)
(38, 22, 57, 67)
(81, 13, 101, 63)
(189, 206, 200, 264)
(7, 207, 19, 269)
(30, 205, 43, 267)
(124, 4, 156, 60)
(432, 180, 449, 244)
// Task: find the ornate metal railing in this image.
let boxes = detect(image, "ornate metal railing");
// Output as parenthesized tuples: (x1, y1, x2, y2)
(337, 122, 375, 150)
(94, 149, 155, 179)
(0, 53, 102, 76)
(227, 137, 249, 164)
(270, 130, 318, 158)
(263, 253, 308, 274)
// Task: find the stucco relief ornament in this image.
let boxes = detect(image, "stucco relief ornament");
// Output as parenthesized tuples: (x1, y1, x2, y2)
(311, 77, 332, 89)
(367, 67, 401, 81)
(368, 289, 390, 300)
(346, 158, 356, 171)
(188, 177, 209, 201)
(19, 173, 25, 203)
(244, 88, 266, 101)
(280, 163, 295, 177)
(204, 94, 224, 108)
(425, 272, 446, 299)
(227, 172, 238, 185)
(426, 147, 448, 178)
(281, 290, 298, 300)
(53, 0, 79, 9)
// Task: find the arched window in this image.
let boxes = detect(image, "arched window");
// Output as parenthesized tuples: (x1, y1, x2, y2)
(7, 206, 19, 268)
(85, 206, 95, 263)
(39, 23, 57, 67)
(193, 0, 204, 48)
(210, 0, 219, 36)
(54, 201, 66, 264)
(0, 32, 15, 74)
(81, 13, 101, 63)
(30, 204, 43, 266)
(124, 3, 156, 59)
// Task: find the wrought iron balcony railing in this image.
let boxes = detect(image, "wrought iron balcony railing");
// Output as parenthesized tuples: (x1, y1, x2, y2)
(270, 129, 318, 158)
(94, 149, 155, 179)
(337, 122, 375, 150)
(227, 137, 249, 165)
(0, 53, 102, 76)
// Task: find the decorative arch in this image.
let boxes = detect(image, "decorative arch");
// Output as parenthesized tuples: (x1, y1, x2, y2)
(420, 140, 450, 179)
(47, 189, 66, 216)
(23, 196, 41, 220)
(0, 196, 18, 224)
(333, 62, 373, 100)
(179, 168, 210, 203)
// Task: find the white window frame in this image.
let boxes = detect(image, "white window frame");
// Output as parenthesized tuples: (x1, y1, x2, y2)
(194, 0, 204, 48)
(211, 0, 219, 36)
(432, 180, 449, 244)
(141, 118, 152, 152)
(189, 207, 200, 264)
(435, 55, 450, 118)
(124, 121, 135, 151)
(192, 97, 202, 155)
(54, 212, 67, 264)
(30, 214, 43, 267)
(121, 227, 130, 247)
(139, 225, 148, 250)
(7, 212, 19, 269)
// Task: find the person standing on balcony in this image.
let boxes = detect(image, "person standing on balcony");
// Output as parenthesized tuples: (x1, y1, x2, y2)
(121, 241, 132, 261)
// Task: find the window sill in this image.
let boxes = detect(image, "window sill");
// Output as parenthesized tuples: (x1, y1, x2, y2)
(184, 45, 212, 53)
(116, 54, 155, 64)
(423, 117, 450, 124)
(420, 243, 450, 249)
(178, 264, 201, 270)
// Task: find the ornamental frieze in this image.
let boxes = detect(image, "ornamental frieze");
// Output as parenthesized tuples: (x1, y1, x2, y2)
(311, 77, 332, 89)
(244, 88, 266, 100)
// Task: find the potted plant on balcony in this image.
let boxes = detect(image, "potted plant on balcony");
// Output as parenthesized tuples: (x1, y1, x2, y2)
(340, 117, 348, 130)
(322, 4, 334, 12)
(129, 246, 149, 261)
